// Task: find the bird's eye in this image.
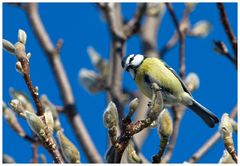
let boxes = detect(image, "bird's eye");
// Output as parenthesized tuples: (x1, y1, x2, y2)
(129, 57, 134, 63)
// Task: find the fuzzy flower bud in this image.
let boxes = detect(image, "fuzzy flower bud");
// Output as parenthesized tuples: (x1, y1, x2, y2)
(10, 88, 35, 113)
(219, 113, 237, 163)
(87, 46, 108, 73)
(3, 39, 15, 55)
(41, 95, 58, 120)
(79, 68, 102, 93)
(189, 21, 212, 38)
(103, 101, 118, 129)
(126, 144, 142, 163)
(34, 86, 39, 96)
(26, 52, 31, 61)
(219, 150, 235, 164)
(9, 99, 25, 117)
(184, 72, 200, 91)
(3, 102, 26, 137)
(15, 61, 23, 75)
(3, 154, 15, 163)
(44, 108, 54, 131)
(219, 113, 232, 139)
(57, 131, 80, 163)
(158, 109, 173, 137)
(127, 98, 139, 119)
(18, 29, 27, 45)
(25, 111, 46, 137)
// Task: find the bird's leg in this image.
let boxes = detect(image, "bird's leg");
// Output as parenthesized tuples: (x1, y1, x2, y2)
(148, 83, 162, 110)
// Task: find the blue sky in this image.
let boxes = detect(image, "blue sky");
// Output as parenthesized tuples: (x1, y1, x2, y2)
(3, 3, 237, 163)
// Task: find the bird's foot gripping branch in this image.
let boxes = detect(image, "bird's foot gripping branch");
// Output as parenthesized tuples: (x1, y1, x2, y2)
(103, 83, 173, 163)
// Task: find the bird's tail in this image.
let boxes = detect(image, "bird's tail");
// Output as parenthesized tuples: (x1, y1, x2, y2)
(187, 99, 219, 128)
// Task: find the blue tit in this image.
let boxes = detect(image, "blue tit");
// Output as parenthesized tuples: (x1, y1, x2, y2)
(121, 54, 219, 128)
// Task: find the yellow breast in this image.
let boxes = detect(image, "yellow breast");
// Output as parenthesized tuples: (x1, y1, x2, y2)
(135, 58, 184, 100)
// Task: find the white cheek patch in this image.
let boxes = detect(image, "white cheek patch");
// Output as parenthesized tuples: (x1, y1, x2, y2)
(131, 54, 144, 67)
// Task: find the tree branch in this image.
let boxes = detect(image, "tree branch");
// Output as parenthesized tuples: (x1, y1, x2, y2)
(217, 3, 237, 61)
(23, 3, 102, 163)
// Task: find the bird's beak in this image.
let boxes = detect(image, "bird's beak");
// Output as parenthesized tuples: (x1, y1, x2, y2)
(125, 65, 131, 72)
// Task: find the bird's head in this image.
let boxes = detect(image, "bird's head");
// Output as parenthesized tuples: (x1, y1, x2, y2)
(121, 54, 145, 78)
(121, 54, 145, 71)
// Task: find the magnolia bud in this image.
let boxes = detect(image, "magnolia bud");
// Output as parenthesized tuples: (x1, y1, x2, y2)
(189, 21, 212, 38)
(3, 102, 25, 137)
(219, 113, 232, 139)
(18, 29, 27, 45)
(25, 111, 45, 137)
(126, 144, 142, 163)
(3, 154, 15, 163)
(158, 109, 173, 137)
(219, 150, 235, 163)
(10, 88, 35, 113)
(3, 39, 15, 55)
(103, 101, 118, 129)
(57, 131, 80, 163)
(27, 52, 31, 61)
(9, 99, 25, 117)
(34, 86, 39, 96)
(87, 46, 107, 72)
(78, 68, 102, 93)
(44, 109, 54, 131)
(127, 98, 139, 118)
(15, 61, 23, 74)
(41, 95, 58, 120)
(184, 72, 200, 91)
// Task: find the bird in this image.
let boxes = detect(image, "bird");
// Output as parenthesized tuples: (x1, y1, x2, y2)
(121, 54, 219, 128)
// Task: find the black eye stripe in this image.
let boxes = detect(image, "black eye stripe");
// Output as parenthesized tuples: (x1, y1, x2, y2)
(129, 57, 134, 63)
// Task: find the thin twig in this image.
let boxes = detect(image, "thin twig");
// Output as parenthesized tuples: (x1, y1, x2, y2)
(165, 3, 186, 78)
(217, 3, 237, 61)
(23, 3, 102, 163)
(213, 40, 237, 68)
(31, 143, 38, 163)
(187, 105, 237, 163)
(160, 4, 191, 60)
